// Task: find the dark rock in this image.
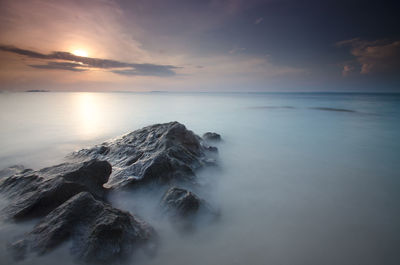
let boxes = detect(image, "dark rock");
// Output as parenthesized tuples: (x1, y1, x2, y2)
(10, 192, 156, 264)
(160, 187, 219, 229)
(71, 122, 219, 189)
(203, 145, 218, 152)
(161, 187, 201, 217)
(202, 132, 221, 141)
(0, 159, 112, 221)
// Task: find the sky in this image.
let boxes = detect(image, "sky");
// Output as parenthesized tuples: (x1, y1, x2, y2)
(0, 0, 399, 92)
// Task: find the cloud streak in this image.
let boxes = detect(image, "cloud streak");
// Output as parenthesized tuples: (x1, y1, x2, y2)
(29, 62, 87, 72)
(0, 45, 179, 77)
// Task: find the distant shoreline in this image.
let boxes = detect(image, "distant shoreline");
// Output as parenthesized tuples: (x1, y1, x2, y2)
(1, 90, 398, 95)
(25, 89, 50, 92)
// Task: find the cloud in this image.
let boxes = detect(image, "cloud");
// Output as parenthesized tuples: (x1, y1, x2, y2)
(254, 17, 264, 24)
(336, 38, 400, 75)
(341, 64, 354, 77)
(112, 64, 178, 77)
(229, 47, 246, 54)
(0, 45, 179, 77)
(29, 62, 87, 72)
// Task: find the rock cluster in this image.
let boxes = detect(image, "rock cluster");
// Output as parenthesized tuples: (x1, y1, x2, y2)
(0, 122, 220, 264)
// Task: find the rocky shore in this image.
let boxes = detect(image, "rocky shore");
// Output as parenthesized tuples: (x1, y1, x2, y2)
(0, 122, 221, 264)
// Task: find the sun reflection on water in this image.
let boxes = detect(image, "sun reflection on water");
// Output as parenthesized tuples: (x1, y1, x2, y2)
(74, 92, 102, 139)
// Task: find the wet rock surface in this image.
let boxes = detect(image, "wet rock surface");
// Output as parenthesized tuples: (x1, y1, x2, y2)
(0, 159, 111, 221)
(10, 192, 156, 264)
(0, 122, 220, 264)
(71, 122, 217, 189)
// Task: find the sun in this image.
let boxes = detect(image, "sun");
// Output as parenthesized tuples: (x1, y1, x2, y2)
(72, 49, 88, 57)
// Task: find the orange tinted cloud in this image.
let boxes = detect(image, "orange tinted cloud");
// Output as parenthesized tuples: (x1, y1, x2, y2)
(337, 38, 400, 74)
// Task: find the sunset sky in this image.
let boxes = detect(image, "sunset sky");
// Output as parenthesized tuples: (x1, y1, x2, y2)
(0, 0, 399, 92)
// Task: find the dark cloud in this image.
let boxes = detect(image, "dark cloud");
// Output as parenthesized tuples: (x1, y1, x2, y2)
(0, 45, 179, 77)
(112, 64, 177, 77)
(0, 45, 49, 59)
(29, 62, 87, 72)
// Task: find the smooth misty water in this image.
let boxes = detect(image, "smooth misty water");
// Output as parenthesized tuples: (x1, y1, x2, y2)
(0, 92, 399, 265)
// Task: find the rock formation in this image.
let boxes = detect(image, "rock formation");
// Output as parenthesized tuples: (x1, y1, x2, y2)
(0, 122, 220, 264)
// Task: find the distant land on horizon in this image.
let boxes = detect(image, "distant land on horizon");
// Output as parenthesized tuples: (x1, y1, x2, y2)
(25, 89, 50, 93)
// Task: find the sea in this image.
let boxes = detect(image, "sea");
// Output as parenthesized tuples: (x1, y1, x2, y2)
(0, 92, 399, 265)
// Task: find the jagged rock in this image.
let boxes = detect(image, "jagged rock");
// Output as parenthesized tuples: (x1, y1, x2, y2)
(0, 165, 31, 179)
(160, 187, 219, 229)
(71, 122, 218, 189)
(202, 132, 221, 141)
(0, 159, 111, 221)
(9, 192, 156, 264)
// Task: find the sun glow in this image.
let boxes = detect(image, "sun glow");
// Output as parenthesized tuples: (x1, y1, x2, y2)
(72, 49, 88, 57)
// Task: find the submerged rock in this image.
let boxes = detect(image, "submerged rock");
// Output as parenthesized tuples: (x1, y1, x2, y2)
(0, 159, 111, 221)
(161, 187, 202, 217)
(160, 187, 219, 230)
(71, 122, 218, 189)
(10, 192, 156, 264)
(202, 132, 221, 141)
